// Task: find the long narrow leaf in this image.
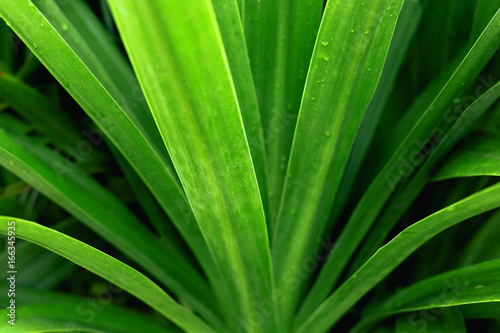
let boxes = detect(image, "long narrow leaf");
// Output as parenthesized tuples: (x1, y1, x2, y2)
(356, 259, 500, 332)
(0, 217, 215, 333)
(297, 182, 500, 333)
(271, 0, 406, 325)
(107, 1, 277, 331)
(211, 0, 270, 225)
(432, 131, 500, 181)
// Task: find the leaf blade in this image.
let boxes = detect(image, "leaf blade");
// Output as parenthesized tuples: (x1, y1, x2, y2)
(107, 1, 277, 331)
(297, 181, 500, 333)
(0, 217, 215, 333)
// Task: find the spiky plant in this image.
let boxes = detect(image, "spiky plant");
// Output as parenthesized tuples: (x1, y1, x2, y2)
(1, 0, 500, 332)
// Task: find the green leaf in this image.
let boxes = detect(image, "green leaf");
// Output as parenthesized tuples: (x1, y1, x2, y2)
(271, 0, 406, 326)
(0, 128, 222, 326)
(106, 1, 276, 331)
(0, 2, 223, 319)
(243, 0, 323, 224)
(356, 259, 500, 332)
(303, 9, 500, 313)
(395, 308, 467, 333)
(432, 131, 500, 181)
(334, 0, 423, 217)
(0, 217, 215, 333)
(296, 181, 500, 333)
(211, 0, 270, 225)
(0, 218, 78, 289)
(0, 304, 177, 333)
(342, 80, 500, 279)
(0, 288, 181, 333)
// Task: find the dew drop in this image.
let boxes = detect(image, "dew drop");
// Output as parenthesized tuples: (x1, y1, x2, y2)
(311, 97, 316, 101)
(364, 29, 369, 35)
(475, 285, 484, 289)
(324, 130, 332, 137)
(350, 29, 354, 33)
(387, 6, 391, 10)
(40, 22, 45, 27)
(453, 97, 461, 104)
(323, 56, 330, 62)
(368, 67, 372, 72)
(62, 23, 69, 31)
(8, 161, 13, 165)
(321, 41, 329, 46)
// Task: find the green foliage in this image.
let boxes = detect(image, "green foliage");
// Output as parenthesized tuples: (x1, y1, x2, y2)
(0, 0, 499, 332)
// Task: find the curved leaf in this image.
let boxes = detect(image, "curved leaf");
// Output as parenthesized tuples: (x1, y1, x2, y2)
(432, 131, 500, 181)
(355, 259, 500, 332)
(0, 217, 215, 333)
(297, 181, 500, 333)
